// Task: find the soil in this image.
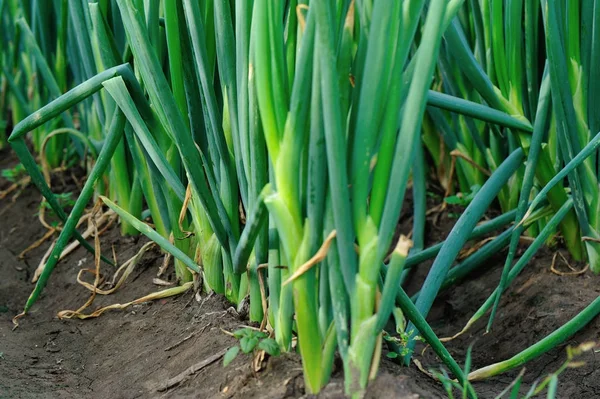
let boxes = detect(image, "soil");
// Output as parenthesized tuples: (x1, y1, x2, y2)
(1, 146, 599, 399)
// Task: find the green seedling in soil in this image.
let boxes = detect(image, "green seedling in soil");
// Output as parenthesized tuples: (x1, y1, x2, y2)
(223, 328, 280, 367)
(445, 185, 482, 207)
(383, 329, 425, 359)
(39, 192, 75, 212)
(1, 163, 26, 183)
(427, 190, 443, 201)
(38, 192, 76, 226)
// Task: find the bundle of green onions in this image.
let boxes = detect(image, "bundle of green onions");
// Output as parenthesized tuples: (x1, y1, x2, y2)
(0, 1, 75, 161)
(414, 0, 600, 384)
(4, 1, 600, 398)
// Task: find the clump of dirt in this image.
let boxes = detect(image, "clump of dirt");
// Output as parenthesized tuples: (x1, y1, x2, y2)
(1, 147, 600, 399)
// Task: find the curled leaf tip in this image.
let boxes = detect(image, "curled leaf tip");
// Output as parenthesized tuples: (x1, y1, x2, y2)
(12, 312, 25, 330)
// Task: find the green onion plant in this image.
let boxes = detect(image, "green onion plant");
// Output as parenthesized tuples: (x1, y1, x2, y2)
(4, 1, 600, 398)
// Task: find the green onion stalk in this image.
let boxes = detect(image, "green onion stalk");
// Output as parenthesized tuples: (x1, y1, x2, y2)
(318, 1, 464, 396)
(541, 0, 600, 272)
(89, 2, 143, 236)
(2, 1, 144, 236)
(432, 1, 585, 265)
(190, 0, 472, 394)
(0, 1, 14, 148)
(7, 6, 70, 166)
(243, 0, 468, 394)
(8, 63, 177, 314)
(9, 0, 250, 310)
(250, 0, 324, 391)
(115, 0, 244, 291)
(406, 1, 600, 380)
